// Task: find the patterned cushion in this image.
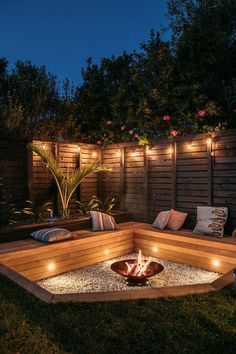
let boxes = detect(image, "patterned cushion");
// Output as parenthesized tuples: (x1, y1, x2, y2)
(193, 206, 228, 238)
(30, 228, 73, 242)
(166, 209, 188, 231)
(152, 210, 171, 230)
(90, 211, 118, 231)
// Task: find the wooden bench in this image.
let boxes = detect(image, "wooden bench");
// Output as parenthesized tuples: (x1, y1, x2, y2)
(0, 221, 235, 282)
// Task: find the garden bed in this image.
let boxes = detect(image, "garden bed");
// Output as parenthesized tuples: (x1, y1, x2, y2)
(0, 210, 130, 243)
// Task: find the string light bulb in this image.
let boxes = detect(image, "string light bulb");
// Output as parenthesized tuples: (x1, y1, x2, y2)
(77, 145, 81, 152)
(116, 150, 121, 157)
(92, 151, 97, 158)
(168, 147, 173, 154)
(207, 138, 212, 144)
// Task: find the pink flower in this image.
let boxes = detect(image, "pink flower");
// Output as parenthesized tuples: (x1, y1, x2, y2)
(96, 140, 102, 145)
(197, 110, 205, 117)
(106, 120, 112, 125)
(134, 133, 139, 139)
(129, 129, 134, 134)
(163, 115, 171, 121)
(120, 126, 125, 131)
(171, 130, 178, 137)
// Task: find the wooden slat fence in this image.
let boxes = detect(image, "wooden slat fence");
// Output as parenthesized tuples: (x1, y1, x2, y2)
(1, 129, 236, 233)
(101, 129, 236, 233)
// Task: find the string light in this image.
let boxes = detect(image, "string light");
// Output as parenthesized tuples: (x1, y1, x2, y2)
(116, 150, 121, 157)
(207, 138, 212, 144)
(168, 147, 173, 154)
(77, 145, 81, 152)
(92, 151, 97, 158)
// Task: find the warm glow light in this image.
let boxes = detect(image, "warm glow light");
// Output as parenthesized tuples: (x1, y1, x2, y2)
(116, 150, 121, 157)
(104, 249, 110, 255)
(168, 147, 173, 154)
(131, 151, 136, 157)
(212, 259, 220, 267)
(77, 145, 81, 152)
(153, 247, 158, 252)
(92, 151, 97, 158)
(188, 143, 193, 149)
(42, 144, 46, 150)
(48, 262, 55, 271)
(207, 138, 212, 144)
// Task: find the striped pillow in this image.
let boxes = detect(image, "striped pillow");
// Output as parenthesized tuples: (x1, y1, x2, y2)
(90, 211, 118, 231)
(30, 228, 73, 242)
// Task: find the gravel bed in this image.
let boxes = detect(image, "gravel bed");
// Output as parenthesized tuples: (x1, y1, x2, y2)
(38, 253, 221, 294)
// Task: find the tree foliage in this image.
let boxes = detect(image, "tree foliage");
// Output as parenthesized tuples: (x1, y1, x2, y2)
(0, 0, 236, 143)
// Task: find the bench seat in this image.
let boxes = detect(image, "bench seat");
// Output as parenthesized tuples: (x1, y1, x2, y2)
(0, 221, 235, 282)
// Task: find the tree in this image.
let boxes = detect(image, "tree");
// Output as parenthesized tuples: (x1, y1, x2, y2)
(166, 0, 236, 131)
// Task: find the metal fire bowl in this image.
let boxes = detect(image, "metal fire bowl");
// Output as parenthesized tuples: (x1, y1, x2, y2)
(111, 259, 164, 286)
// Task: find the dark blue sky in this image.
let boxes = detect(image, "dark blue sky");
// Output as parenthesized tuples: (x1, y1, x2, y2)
(1, 0, 169, 84)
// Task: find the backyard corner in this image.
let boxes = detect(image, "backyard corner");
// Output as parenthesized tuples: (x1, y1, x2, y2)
(1, 0, 236, 353)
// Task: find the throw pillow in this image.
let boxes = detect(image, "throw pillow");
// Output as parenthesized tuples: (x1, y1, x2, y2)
(30, 228, 73, 242)
(90, 211, 118, 231)
(152, 210, 171, 230)
(166, 209, 188, 231)
(193, 206, 228, 238)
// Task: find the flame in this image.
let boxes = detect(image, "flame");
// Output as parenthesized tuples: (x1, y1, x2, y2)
(125, 250, 152, 277)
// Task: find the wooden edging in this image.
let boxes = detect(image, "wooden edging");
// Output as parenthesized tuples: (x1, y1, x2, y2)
(0, 263, 234, 304)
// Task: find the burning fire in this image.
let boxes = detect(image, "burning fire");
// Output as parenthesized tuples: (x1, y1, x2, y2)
(125, 250, 152, 277)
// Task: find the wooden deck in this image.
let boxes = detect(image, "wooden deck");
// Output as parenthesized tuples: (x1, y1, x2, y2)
(0, 221, 235, 302)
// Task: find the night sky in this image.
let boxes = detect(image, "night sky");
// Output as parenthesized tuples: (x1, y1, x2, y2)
(1, 0, 169, 84)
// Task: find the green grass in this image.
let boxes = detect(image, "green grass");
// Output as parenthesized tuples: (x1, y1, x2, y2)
(0, 274, 236, 354)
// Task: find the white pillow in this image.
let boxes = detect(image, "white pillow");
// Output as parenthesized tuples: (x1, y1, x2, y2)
(152, 210, 171, 230)
(193, 207, 228, 238)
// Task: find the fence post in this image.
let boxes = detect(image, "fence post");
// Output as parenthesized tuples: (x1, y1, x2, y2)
(27, 139, 33, 201)
(171, 141, 177, 209)
(143, 145, 149, 222)
(120, 146, 125, 210)
(207, 138, 213, 206)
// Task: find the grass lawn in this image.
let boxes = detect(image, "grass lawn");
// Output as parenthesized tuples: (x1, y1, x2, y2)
(0, 274, 236, 354)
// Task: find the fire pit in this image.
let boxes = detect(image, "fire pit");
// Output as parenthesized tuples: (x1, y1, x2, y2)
(111, 250, 164, 286)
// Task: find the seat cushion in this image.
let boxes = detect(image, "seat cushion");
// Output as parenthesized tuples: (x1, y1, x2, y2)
(193, 206, 228, 238)
(90, 211, 118, 231)
(152, 210, 171, 230)
(30, 228, 73, 242)
(166, 209, 188, 231)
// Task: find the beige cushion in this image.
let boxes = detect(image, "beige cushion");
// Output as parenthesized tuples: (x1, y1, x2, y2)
(166, 209, 188, 231)
(193, 206, 228, 238)
(90, 211, 118, 231)
(152, 210, 171, 230)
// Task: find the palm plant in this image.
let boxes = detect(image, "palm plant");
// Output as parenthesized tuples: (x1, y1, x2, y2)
(91, 194, 116, 214)
(76, 199, 98, 216)
(22, 200, 53, 222)
(28, 142, 111, 219)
